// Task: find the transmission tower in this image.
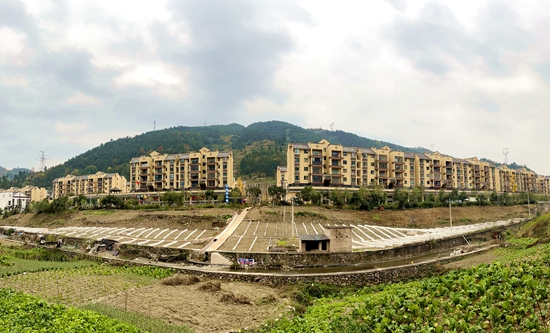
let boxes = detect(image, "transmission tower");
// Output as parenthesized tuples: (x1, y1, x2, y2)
(329, 122, 335, 131)
(502, 148, 509, 165)
(39, 151, 46, 172)
(154, 120, 156, 131)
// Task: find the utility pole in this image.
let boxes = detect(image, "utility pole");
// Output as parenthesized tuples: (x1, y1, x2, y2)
(291, 198, 295, 239)
(449, 199, 452, 229)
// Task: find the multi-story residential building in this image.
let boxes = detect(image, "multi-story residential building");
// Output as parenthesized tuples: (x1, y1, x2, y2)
(278, 139, 548, 194)
(129, 147, 233, 192)
(52, 172, 128, 199)
(7, 186, 47, 202)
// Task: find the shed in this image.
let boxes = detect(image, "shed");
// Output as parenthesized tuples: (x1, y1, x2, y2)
(299, 234, 330, 252)
(323, 225, 353, 252)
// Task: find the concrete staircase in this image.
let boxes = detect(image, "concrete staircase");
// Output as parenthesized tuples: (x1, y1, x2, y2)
(210, 252, 233, 265)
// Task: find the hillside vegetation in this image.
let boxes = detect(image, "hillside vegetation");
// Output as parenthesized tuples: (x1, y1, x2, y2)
(21, 121, 429, 189)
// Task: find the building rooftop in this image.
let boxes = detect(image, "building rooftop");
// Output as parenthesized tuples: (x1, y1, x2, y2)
(298, 234, 330, 241)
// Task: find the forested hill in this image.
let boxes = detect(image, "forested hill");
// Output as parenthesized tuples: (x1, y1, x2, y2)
(29, 121, 429, 189)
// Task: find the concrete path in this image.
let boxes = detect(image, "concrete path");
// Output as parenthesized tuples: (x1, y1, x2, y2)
(202, 207, 251, 253)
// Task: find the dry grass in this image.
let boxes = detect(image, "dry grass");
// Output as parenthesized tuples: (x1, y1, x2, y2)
(197, 281, 222, 292)
(219, 292, 251, 305)
(161, 274, 200, 286)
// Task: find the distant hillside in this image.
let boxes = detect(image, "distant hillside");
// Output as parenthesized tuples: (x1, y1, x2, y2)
(30, 120, 432, 189)
(0, 167, 31, 180)
(480, 159, 532, 172)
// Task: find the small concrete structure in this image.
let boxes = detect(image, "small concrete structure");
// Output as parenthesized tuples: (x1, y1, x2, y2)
(299, 234, 330, 252)
(324, 225, 353, 252)
(537, 201, 550, 214)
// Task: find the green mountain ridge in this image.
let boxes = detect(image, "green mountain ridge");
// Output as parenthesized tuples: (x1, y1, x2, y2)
(23, 121, 432, 189)
(5, 121, 530, 190)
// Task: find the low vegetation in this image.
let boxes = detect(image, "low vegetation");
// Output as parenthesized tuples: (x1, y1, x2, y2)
(249, 213, 550, 332)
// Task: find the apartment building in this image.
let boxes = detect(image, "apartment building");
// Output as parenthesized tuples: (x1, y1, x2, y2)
(129, 147, 233, 192)
(52, 172, 128, 199)
(7, 186, 47, 202)
(278, 139, 548, 194)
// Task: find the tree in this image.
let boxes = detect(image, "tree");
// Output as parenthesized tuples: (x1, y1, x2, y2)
(84, 165, 98, 175)
(489, 191, 498, 205)
(161, 191, 183, 206)
(330, 189, 346, 208)
(51, 196, 69, 213)
(246, 186, 262, 205)
(267, 185, 286, 205)
(411, 186, 424, 203)
(458, 191, 468, 206)
(299, 186, 321, 205)
(100, 195, 124, 209)
(393, 187, 409, 209)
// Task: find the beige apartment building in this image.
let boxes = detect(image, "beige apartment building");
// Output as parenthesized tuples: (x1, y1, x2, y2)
(129, 147, 234, 192)
(7, 186, 47, 202)
(52, 172, 128, 199)
(278, 139, 549, 194)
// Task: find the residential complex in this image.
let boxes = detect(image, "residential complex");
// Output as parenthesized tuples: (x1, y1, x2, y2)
(278, 139, 550, 194)
(129, 147, 234, 192)
(52, 172, 128, 199)
(5, 186, 47, 202)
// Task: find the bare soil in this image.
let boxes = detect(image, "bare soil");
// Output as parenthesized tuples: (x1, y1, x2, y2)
(246, 205, 528, 229)
(105, 275, 288, 333)
(3, 205, 528, 231)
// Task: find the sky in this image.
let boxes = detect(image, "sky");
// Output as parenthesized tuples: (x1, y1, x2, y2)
(1, 0, 550, 174)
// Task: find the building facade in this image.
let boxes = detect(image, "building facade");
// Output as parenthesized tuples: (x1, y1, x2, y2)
(7, 186, 47, 202)
(129, 147, 234, 192)
(278, 140, 548, 194)
(52, 172, 128, 199)
(0, 190, 29, 212)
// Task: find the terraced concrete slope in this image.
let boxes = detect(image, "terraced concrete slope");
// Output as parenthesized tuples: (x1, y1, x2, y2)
(2, 217, 524, 252)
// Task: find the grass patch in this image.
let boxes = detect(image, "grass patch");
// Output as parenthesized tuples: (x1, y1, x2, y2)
(294, 211, 327, 219)
(84, 211, 115, 216)
(0, 257, 98, 277)
(371, 214, 381, 221)
(81, 303, 193, 333)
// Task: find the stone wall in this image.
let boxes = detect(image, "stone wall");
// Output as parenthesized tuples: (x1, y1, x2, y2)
(218, 223, 524, 269)
(537, 202, 550, 215)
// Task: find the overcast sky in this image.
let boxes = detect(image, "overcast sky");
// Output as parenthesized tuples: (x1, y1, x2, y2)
(1, 0, 549, 174)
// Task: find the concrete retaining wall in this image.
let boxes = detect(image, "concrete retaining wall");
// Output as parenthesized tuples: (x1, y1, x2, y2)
(217, 224, 522, 269)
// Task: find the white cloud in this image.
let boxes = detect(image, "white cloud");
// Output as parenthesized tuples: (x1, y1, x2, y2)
(64, 92, 100, 106)
(1, 75, 29, 86)
(54, 121, 89, 135)
(0, 27, 30, 65)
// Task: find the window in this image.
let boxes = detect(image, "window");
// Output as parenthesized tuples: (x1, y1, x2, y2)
(343, 160, 347, 165)
(303, 149, 309, 154)
(371, 162, 375, 167)
(294, 167, 299, 172)
(404, 180, 407, 184)
(404, 173, 407, 176)
(303, 176, 308, 181)
(343, 152, 347, 157)
(343, 169, 347, 173)
(304, 167, 309, 171)
(371, 170, 374, 174)
(294, 148, 300, 154)
(295, 176, 299, 181)
(304, 158, 309, 162)
(343, 177, 347, 182)
(294, 158, 299, 163)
